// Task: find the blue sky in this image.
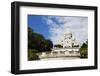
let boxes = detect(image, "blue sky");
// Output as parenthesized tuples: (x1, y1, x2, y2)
(28, 15, 50, 39)
(28, 15, 88, 45)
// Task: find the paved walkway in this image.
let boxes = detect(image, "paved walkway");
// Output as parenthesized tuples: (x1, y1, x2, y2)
(40, 57, 80, 61)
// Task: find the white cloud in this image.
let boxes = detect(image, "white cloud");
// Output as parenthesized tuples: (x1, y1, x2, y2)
(43, 16, 88, 45)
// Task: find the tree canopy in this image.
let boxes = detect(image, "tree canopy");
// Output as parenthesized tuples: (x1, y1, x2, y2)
(80, 40, 88, 58)
(28, 27, 53, 52)
(54, 44, 63, 48)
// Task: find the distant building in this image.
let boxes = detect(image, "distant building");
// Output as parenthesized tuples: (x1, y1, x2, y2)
(38, 32, 80, 60)
(58, 32, 79, 48)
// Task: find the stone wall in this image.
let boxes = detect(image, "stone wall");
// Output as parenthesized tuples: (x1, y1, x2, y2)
(38, 48, 80, 59)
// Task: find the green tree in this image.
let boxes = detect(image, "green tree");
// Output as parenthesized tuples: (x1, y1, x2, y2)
(44, 40, 53, 51)
(80, 40, 88, 58)
(28, 49, 40, 61)
(28, 27, 53, 52)
(54, 44, 63, 48)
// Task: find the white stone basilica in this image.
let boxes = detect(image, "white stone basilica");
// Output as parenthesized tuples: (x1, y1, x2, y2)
(38, 32, 80, 60)
(60, 32, 79, 48)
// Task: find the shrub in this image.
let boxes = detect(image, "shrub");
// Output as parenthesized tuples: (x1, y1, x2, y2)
(28, 49, 40, 61)
(80, 48, 88, 58)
